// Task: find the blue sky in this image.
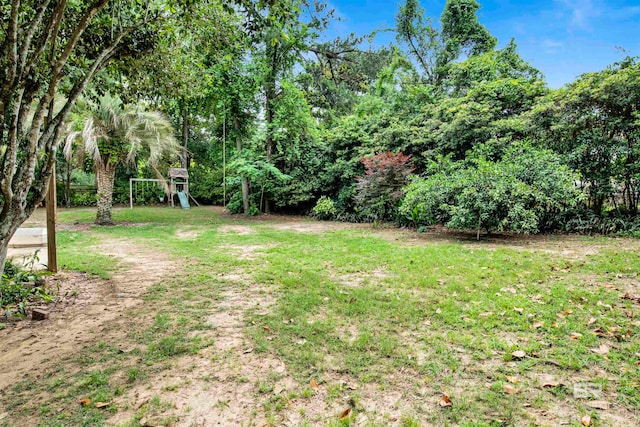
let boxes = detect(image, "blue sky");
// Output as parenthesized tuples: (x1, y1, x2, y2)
(325, 0, 640, 88)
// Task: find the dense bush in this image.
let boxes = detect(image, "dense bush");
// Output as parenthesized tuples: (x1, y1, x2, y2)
(400, 144, 583, 235)
(312, 196, 337, 220)
(189, 164, 225, 205)
(355, 151, 414, 222)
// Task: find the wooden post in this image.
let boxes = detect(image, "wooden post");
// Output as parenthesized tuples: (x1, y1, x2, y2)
(129, 178, 133, 209)
(46, 163, 58, 272)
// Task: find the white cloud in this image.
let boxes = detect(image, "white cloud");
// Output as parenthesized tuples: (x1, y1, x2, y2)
(559, 0, 601, 32)
(543, 38, 564, 54)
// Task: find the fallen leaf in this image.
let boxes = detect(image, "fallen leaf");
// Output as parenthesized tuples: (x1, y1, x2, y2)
(558, 309, 573, 318)
(511, 350, 527, 359)
(581, 415, 592, 426)
(310, 379, 319, 391)
(593, 327, 608, 337)
(338, 407, 352, 420)
(346, 384, 358, 390)
(570, 332, 583, 339)
(542, 381, 561, 388)
(587, 400, 611, 410)
(79, 398, 91, 407)
(243, 348, 254, 354)
(479, 312, 493, 318)
(94, 402, 110, 409)
(588, 317, 597, 326)
(505, 376, 518, 384)
(349, 297, 357, 304)
(439, 395, 453, 407)
(263, 326, 272, 331)
(591, 344, 610, 355)
(513, 307, 524, 314)
(503, 384, 520, 395)
(435, 308, 442, 314)
(531, 321, 544, 329)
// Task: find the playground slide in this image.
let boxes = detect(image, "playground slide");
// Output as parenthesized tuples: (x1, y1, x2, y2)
(177, 191, 190, 209)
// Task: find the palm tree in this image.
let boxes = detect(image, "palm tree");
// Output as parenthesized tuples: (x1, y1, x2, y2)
(65, 94, 180, 225)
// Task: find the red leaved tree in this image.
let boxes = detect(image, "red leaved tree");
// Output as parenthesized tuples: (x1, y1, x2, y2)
(355, 151, 414, 222)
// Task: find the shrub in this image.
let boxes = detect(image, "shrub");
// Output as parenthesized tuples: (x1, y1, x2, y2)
(1, 258, 51, 316)
(355, 151, 414, 222)
(312, 196, 337, 220)
(400, 143, 584, 235)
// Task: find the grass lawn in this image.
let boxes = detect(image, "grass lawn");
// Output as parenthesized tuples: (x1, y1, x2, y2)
(1, 206, 639, 426)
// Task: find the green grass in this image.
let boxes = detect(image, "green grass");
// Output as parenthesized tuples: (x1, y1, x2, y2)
(3, 206, 639, 426)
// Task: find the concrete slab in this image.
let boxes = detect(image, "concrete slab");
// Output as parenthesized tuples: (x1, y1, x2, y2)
(7, 228, 48, 270)
(8, 227, 46, 248)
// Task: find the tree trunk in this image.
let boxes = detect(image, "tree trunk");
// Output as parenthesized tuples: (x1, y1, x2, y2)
(181, 103, 190, 169)
(234, 118, 250, 215)
(263, 43, 278, 214)
(0, 206, 28, 270)
(0, 239, 8, 270)
(65, 159, 72, 208)
(264, 80, 274, 214)
(95, 162, 116, 225)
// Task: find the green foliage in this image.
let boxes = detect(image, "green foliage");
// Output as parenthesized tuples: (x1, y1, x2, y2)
(312, 196, 337, 220)
(71, 191, 98, 207)
(400, 144, 583, 234)
(531, 57, 640, 215)
(187, 165, 225, 205)
(1, 258, 51, 316)
(395, 0, 496, 86)
(542, 208, 640, 237)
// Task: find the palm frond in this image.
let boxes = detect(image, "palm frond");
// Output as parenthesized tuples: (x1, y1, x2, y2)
(63, 93, 180, 169)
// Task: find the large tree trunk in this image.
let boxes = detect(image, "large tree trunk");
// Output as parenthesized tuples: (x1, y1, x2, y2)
(95, 162, 116, 225)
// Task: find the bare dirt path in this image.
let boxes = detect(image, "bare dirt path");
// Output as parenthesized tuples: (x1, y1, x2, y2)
(0, 239, 179, 393)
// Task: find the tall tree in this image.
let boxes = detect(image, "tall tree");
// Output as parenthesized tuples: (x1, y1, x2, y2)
(0, 0, 177, 267)
(395, 0, 496, 87)
(239, 0, 350, 212)
(65, 94, 180, 224)
(531, 57, 640, 215)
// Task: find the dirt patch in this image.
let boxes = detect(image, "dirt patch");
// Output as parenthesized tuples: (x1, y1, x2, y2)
(331, 267, 393, 288)
(108, 280, 284, 426)
(174, 228, 201, 239)
(0, 239, 179, 392)
(217, 224, 255, 235)
(218, 243, 277, 260)
(268, 220, 367, 234)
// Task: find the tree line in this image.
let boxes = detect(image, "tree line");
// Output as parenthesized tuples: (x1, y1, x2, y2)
(1, 0, 639, 266)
